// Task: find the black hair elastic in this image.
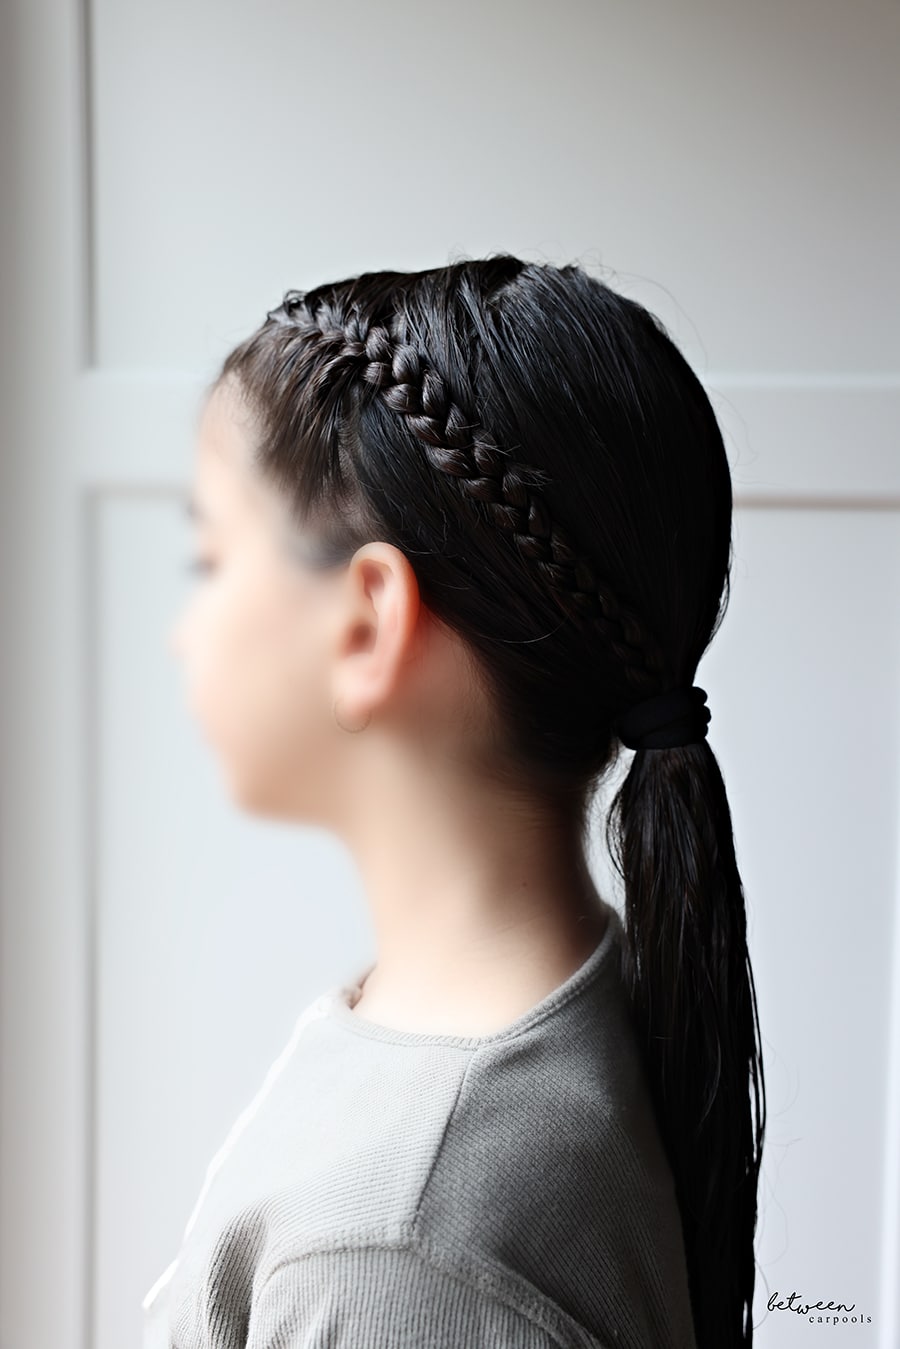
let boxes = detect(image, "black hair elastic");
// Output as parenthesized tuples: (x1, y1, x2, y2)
(614, 685, 710, 751)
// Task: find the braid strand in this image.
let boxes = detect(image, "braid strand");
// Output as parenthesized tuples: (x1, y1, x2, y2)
(271, 295, 668, 687)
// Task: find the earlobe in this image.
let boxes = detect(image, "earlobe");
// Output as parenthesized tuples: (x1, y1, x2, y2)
(332, 697, 372, 734)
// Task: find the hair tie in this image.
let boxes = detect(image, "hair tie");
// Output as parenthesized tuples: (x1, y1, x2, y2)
(614, 685, 710, 751)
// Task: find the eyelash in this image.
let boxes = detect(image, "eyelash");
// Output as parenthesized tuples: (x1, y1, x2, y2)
(186, 558, 217, 576)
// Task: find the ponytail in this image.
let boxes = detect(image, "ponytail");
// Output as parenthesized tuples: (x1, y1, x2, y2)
(607, 738, 767, 1347)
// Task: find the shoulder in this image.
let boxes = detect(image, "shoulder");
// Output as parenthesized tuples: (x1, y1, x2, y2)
(403, 984, 697, 1348)
(418, 965, 675, 1230)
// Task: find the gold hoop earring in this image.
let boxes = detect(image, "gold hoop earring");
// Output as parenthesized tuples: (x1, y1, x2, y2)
(332, 697, 371, 734)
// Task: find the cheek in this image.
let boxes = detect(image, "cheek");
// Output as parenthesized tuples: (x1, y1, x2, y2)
(185, 570, 326, 763)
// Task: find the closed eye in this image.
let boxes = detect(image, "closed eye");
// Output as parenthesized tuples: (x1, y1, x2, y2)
(185, 557, 217, 576)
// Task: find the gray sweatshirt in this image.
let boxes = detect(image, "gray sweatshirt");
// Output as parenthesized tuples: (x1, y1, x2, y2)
(141, 903, 698, 1348)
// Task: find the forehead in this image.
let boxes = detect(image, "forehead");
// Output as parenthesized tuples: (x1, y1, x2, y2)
(196, 380, 252, 467)
(192, 382, 268, 520)
(191, 382, 306, 553)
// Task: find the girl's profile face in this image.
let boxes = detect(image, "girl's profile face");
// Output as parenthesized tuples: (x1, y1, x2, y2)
(168, 381, 344, 817)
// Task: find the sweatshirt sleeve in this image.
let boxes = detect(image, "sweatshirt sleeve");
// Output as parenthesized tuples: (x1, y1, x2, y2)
(245, 1243, 570, 1349)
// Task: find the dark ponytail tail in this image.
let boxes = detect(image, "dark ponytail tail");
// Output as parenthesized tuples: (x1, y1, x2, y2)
(606, 737, 767, 1348)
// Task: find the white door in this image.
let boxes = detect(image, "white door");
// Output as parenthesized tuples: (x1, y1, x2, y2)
(1, 3, 898, 1347)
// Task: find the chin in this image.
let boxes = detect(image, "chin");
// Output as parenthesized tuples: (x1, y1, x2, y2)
(223, 764, 276, 815)
(221, 758, 298, 822)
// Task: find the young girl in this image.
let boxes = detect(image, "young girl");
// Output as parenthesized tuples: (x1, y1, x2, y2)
(149, 255, 766, 1348)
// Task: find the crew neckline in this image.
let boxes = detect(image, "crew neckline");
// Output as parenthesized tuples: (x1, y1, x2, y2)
(325, 902, 624, 1049)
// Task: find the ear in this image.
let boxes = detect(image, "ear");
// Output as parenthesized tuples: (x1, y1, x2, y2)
(330, 542, 422, 723)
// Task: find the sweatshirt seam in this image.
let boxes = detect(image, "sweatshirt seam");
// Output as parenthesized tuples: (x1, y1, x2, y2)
(255, 1239, 608, 1348)
(411, 1048, 482, 1230)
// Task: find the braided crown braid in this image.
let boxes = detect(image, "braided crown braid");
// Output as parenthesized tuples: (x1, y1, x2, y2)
(265, 290, 668, 689)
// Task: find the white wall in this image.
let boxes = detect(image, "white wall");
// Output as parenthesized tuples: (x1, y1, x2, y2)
(1, 1, 898, 1346)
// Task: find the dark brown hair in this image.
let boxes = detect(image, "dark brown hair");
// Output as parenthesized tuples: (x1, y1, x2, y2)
(212, 254, 766, 1347)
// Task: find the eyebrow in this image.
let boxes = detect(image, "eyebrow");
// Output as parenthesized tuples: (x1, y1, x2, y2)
(184, 495, 208, 522)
